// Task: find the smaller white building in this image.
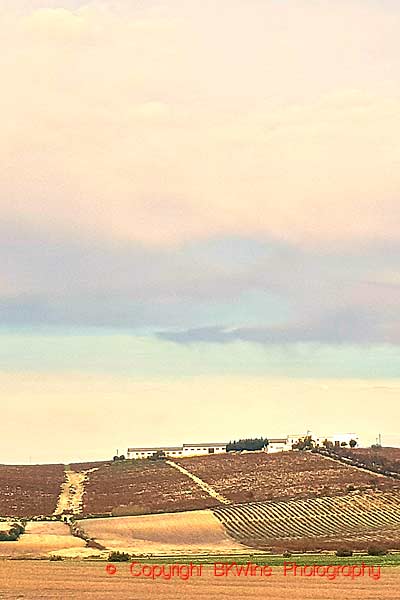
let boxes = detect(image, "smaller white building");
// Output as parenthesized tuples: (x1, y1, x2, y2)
(267, 438, 291, 453)
(267, 434, 302, 453)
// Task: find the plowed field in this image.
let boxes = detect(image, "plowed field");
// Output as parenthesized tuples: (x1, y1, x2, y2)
(0, 464, 65, 517)
(213, 490, 400, 551)
(77, 460, 219, 516)
(176, 451, 400, 503)
(340, 447, 400, 475)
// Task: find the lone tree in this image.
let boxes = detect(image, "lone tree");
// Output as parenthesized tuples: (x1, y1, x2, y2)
(349, 439, 357, 448)
(322, 439, 334, 449)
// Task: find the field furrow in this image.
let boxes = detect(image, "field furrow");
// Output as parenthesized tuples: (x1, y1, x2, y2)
(212, 490, 400, 550)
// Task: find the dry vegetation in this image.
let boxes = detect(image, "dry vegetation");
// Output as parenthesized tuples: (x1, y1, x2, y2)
(175, 451, 400, 503)
(0, 562, 399, 600)
(0, 464, 65, 517)
(0, 521, 87, 558)
(339, 447, 400, 475)
(76, 460, 220, 516)
(80, 509, 244, 554)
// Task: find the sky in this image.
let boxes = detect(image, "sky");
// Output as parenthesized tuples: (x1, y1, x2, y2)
(1, 0, 399, 462)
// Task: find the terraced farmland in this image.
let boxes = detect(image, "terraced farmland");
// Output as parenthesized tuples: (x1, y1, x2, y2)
(213, 490, 400, 551)
(176, 451, 400, 503)
(75, 459, 219, 516)
(0, 464, 65, 518)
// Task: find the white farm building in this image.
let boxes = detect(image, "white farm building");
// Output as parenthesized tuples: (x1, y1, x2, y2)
(127, 432, 359, 459)
(127, 442, 227, 460)
(267, 436, 302, 453)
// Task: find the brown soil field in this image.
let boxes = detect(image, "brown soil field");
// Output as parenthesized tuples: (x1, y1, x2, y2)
(78, 460, 219, 516)
(80, 509, 245, 555)
(0, 562, 398, 600)
(0, 521, 87, 558)
(175, 451, 400, 503)
(342, 447, 400, 474)
(0, 464, 65, 517)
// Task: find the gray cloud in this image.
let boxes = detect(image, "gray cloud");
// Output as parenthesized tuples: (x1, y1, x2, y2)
(158, 306, 398, 345)
(1, 222, 399, 343)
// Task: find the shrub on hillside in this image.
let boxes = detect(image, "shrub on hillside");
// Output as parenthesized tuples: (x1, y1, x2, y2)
(367, 545, 387, 556)
(335, 548, 353, 557)
(108, 550, 131, 562)
(0, 521, 25, 542)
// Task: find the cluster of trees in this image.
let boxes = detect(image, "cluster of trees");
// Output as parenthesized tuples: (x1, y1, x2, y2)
(227, 438, 269, 452)
(321, 438, 357, 449)
(112, 455, 126, 461)
(293, 436, 358, 451)
(336, 545, 387, 557)
(292, 435, 315, 451)
(109, 550, 131, 562)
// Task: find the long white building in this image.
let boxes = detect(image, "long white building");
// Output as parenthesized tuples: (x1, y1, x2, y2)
(127, 442, 227, 460)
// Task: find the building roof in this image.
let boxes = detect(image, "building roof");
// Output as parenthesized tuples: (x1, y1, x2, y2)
(183, 442, 226, 447)
(128, 446, 182, 452)
(268, 438, 288, 444)
(128, 441, 227, 453)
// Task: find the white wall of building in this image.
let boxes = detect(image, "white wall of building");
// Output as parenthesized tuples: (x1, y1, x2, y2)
(127, 443, 226, 459)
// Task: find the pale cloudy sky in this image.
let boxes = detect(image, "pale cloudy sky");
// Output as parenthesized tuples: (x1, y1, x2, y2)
(1, 0, 399, 462)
